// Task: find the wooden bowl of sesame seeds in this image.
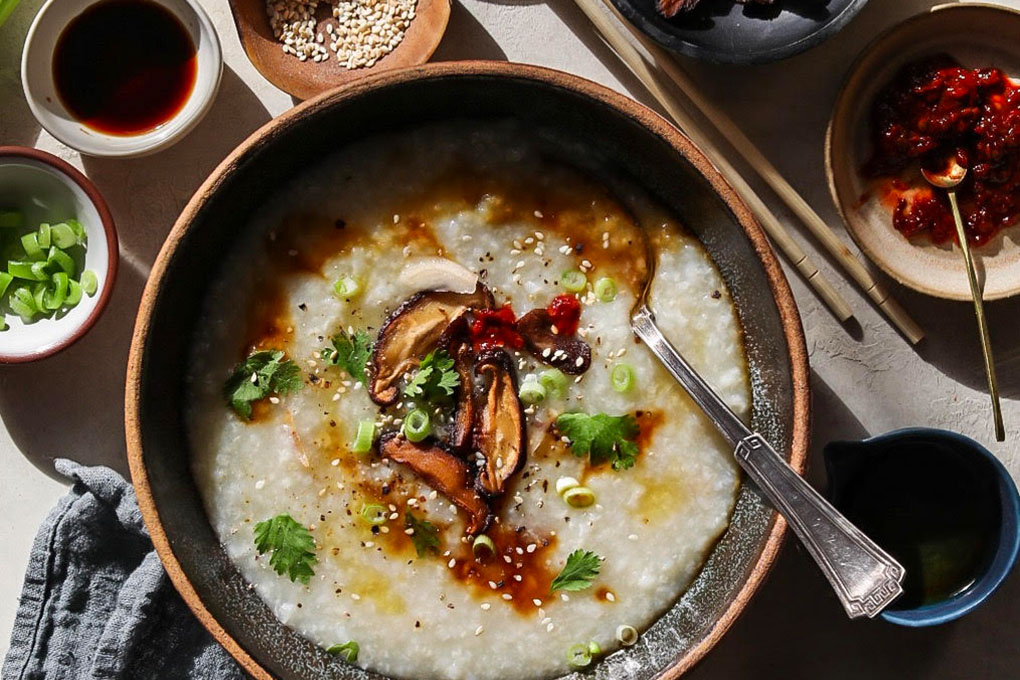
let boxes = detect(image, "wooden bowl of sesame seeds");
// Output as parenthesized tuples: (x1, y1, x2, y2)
(230, 0, 450, 99)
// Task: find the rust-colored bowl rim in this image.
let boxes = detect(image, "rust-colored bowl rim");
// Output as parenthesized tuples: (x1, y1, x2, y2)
(0, 146, 119, 363)
(126, 61, 809, 680)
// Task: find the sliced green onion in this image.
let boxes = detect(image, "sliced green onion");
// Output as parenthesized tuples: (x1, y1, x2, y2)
(20, 232, 43, 260)
(0, 316, 6, 331)
(563, 486, 595, 508)
(333, 274, 360, 300)
(0, 272, 12, 298)
(351, 419, 375, 454)
(37, 223, 51, 249)
(518, 377, 546, 405)
(65, 279, 82, 306)
(560, 269, 587, 293)
(359, 503, 388, 525)
(616, 625, 638, 646)
(0, 210, 23, 229)
(555, 476, 579, 495)
(403, 409, 431, 443)
(8, 261, 45, 281)
(611, 363, 636, 393)
(566, 643, 592, 668)
(326, 640, 359, 663)
(587, 640, 602, 655)
(538, 368, 568, 399)
(594, 277, 617, 302)
(30, 261, 49, 280)
(50, 222, 78, 248)
(67, 219, 87, 245)
(47, 246, 75, 275)
(472, 534, 496, 560)
(9, 286, 36, 319)
(32, 282, 47, 312)
(44, 272, 69, 310)
(80, 269, 98, 296)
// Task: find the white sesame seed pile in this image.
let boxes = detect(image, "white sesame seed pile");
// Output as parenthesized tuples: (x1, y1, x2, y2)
(266, 0, 417, 69)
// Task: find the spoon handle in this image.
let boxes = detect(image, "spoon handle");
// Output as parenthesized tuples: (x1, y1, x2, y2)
(631, 306, 905, 619)
(948, 190, 1005, 442)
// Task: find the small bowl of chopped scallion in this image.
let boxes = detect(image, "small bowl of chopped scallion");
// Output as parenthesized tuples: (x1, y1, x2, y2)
(0, 147, 117, 362)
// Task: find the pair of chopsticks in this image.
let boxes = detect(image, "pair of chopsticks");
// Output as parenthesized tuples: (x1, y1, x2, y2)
(570, 0, 925, 344)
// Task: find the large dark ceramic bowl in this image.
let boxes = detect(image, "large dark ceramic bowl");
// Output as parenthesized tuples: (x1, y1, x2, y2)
(609, 0, 869, 65)
(126, 62, 810, 680)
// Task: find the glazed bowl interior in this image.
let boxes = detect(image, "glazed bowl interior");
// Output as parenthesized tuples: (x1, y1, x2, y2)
(826, 3, 1020, 301)
(127, 63, 808, 680)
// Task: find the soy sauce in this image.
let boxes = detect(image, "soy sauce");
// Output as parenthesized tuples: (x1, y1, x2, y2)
(827, 439, 1001, 610)
(53, 0, 197, 136)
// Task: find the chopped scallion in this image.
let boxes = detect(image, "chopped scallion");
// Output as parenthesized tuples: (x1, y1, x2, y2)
(9, 286, 35, 319)
(555, 476, 579, 495)
(472, 534, 495, 560)
(610, 363, 636, 393)
(37, 223, 51, 249)
(359, 503, 388, 525)
(403, 409, 431, 443)
(43, 272, 68, 310)
(563, 486, 595, 508)
(47, 246, 75, 275)
(20, 232, 43, 260)
(587, 640, 601, 655)
(518, 376, 546, 405)
(65, 279, 82, 306)
(594, 277, 617, 302)
(8, 261, 44, 281)
(351, 419, 375, 454)
(333, 274, 360, 300)
(0, 272, 12, 299)
(566, 643, 592, 668)
(538, 368, 568, 399)
(50, 222, 78, 248)
(80, 269, 98, 296)
(560, 269, 587, 293)
(326, 640, 359, 663)
(616, 625, 638, 646)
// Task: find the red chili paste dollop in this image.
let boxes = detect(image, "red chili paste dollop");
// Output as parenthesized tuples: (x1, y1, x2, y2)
(864, 55, 1020, 246)
(546, 294, 581, 336)
(470, 305, 524, 352)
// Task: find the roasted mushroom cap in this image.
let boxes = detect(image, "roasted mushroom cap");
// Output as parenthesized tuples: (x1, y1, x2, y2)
(369, 284, 494, 405)
(472, 348, 526, 496)
(516, 308, 592, 375)
(448, 337, 476, 454)
(379, 433, 492, 535)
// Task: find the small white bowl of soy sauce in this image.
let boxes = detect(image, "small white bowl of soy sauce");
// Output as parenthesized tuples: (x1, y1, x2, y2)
(21, 0, 222, 157)
(825, 428, 1020, 626)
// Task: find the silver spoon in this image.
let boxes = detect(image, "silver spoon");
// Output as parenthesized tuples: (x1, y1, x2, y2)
(629, 233, 905, 619)
(921, 158, 1005, 442)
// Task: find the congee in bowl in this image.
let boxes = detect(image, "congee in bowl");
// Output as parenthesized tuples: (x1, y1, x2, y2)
(188, 122, 749, 680)
(128, 62, 808, 680)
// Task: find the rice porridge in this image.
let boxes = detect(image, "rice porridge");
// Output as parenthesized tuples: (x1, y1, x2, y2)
(187, 123, 750, 680)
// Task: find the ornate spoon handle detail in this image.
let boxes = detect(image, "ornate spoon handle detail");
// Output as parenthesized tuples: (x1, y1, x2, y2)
(631, 305, 904, 619)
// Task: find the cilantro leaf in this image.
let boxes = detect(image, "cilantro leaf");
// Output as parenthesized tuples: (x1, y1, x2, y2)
(253, 514, 317, 583)
(404, 511, 441, 558)
(403, 350, 459, 401)
(550, 549, 602, 593)
(224, 350, 303, 419)
(555, 412, 641, 470)
(321, 329, 373, 384)
(326, 641, 359, 663)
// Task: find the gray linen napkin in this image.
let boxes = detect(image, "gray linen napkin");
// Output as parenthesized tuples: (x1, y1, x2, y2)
(3, 459, 246, 680)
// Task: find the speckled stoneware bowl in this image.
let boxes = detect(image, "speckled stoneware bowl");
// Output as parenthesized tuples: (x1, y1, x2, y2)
(126, 62, 810, 680)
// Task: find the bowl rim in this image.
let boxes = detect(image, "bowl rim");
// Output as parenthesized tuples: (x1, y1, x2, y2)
(823, 2, 1020, 301)
(20, 0, 224, 158)
(0, 146, 119, 363)
(124, 61, 810, 680)
(607, 0, 869, 65)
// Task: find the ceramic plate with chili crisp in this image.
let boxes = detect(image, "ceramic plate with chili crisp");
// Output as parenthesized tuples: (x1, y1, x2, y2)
(826, 3, 1020, 301)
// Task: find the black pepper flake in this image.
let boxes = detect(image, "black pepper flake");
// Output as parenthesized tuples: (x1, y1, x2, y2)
(381, 484, 391, 495)
(371, 525, 380, 535)
(330, 420, 337, 427)
(574, 243, 584, 253)
(711, 290, 721, 299)
(335, 218, 346, 229)
(298, 303, 307, 311)
(415, 621, 421, 628)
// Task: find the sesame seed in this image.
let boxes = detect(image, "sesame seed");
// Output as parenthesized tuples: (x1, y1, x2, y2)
(481, 603, 491, 610)
(475, 625, 485, 636)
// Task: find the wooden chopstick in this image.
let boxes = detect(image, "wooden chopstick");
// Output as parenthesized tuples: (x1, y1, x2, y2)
(568, 0, 854, 323)
(589, 0, 925, 345)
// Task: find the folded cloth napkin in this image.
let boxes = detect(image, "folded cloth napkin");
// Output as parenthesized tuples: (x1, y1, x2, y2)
(3, 459, 246, 680)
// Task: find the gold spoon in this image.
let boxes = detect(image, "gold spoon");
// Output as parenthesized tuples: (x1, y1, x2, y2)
(921, 158, 1005, 442)
(629, 232, 905, 619)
